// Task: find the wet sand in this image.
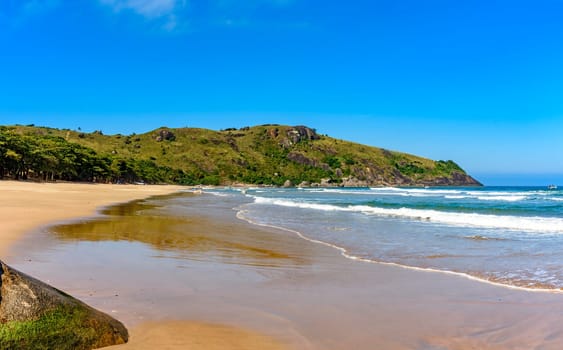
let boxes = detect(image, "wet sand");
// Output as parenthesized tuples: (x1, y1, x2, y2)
(0, 181, 290, 349)
(4, 183, 563, 349)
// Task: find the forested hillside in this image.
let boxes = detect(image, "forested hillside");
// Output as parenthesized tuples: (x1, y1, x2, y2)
(0, 124, 481, 187)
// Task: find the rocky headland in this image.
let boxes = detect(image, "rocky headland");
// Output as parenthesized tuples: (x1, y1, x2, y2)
(1, 124, 481, 187)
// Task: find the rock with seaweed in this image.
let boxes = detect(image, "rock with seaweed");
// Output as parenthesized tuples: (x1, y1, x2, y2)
(0, 260, 128, 350)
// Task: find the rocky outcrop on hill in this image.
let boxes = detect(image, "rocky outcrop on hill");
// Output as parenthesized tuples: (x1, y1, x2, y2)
(0, 261, 128, 350)
(155, 129, 176, 142)
(280, 126, 319, 148)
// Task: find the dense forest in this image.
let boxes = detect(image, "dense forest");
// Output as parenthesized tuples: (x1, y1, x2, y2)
(0, 125, 481, 187)
(0, 126, 187, 184)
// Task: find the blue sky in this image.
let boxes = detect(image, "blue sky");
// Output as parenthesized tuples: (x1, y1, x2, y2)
(1, 0, 563, 185)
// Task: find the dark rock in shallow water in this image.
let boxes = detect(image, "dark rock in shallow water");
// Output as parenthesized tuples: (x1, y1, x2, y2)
(0, 260, 128, 349)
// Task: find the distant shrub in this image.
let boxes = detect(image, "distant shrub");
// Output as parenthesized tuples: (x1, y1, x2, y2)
(323, 156, 341, 169)
(342, 154, 356, 165)
(435, 160, 464, 174)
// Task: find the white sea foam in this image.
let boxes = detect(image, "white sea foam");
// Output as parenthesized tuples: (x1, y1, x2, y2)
(477, 195, 528, 202)
(254, 197, 342, 212)
(304, 187, 562, 203)
(252, 196, 563, 234)
(444, 195, 469, 199)
(369, 187, 463, 195)
(388, 189, 460, 197)
(354, 206, 563, 233)
(206, 191, 231, 197)
(369, 187, 556, 201)
(235, 205, 563, 293)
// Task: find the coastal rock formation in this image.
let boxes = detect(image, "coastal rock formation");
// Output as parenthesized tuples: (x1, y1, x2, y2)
(0, 261, 128, 350)
(155, 129, 176, 142)
(418, 172, 482, 187)
(286, 151, 317, 167)
(280, 126, 319, 148)
(341, 176, 370, 187)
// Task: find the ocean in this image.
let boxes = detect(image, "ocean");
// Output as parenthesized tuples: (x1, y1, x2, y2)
(210, 186, 563, 290)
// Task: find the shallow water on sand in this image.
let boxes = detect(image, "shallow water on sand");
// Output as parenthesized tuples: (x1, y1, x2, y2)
(225, 186, 563, 290)
(8, 190, 563, 349)
(14, 186, 563, 293)
(8, 193, 316, 331)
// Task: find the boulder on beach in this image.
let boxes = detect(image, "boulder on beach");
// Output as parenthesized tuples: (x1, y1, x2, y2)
(0, 260, 128, 350)
(283, 179, 293, 188)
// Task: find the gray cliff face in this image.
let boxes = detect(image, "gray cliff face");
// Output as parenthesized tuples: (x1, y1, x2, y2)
(418, 172, 482, 187)
(0, 261, 128, 349)
(334, 170, 481, 188)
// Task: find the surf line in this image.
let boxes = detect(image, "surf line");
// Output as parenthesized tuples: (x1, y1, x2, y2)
(234, 204, 563, 295)
(251, 196, 563, 234)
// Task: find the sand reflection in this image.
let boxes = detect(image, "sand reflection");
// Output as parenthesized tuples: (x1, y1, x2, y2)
(52, 194, 306, 268)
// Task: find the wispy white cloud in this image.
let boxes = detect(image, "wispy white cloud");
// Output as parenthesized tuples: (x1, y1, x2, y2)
(99, 0, 182, 19)
(216, 0, 295, 7)
(98, 0, 301, 32)
(99, 0, 188, 31)
(162, 13, 178, 30)
(2, 0, 300, 31)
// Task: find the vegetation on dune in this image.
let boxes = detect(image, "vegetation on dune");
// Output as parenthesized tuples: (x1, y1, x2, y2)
(0, 124, 481, 186)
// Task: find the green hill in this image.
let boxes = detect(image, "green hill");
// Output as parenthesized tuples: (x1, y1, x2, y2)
(0, 124, 481, 187)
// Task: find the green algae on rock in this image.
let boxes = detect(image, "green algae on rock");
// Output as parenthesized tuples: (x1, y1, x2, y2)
(0, 261, 128, 350)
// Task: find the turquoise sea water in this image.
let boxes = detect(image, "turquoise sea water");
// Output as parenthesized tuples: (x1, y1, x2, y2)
(210, 186, 563, 290)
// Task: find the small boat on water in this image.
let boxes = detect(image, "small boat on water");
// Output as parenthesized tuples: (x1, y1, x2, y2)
(547, 184, 558, 190)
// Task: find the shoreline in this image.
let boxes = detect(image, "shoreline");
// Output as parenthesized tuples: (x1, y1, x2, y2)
(235, 207, 563, 294)
(3, 181, 563, 349)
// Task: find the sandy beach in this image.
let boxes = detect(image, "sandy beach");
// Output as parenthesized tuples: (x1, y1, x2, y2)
(0, 181, 289, 349)
(0, 181, 185, 257)
(3, 181, 563, 349)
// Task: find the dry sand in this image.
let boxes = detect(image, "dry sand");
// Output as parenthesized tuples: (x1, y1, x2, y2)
(3, 181, 563, 350)
(0, 181, 184, 256)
